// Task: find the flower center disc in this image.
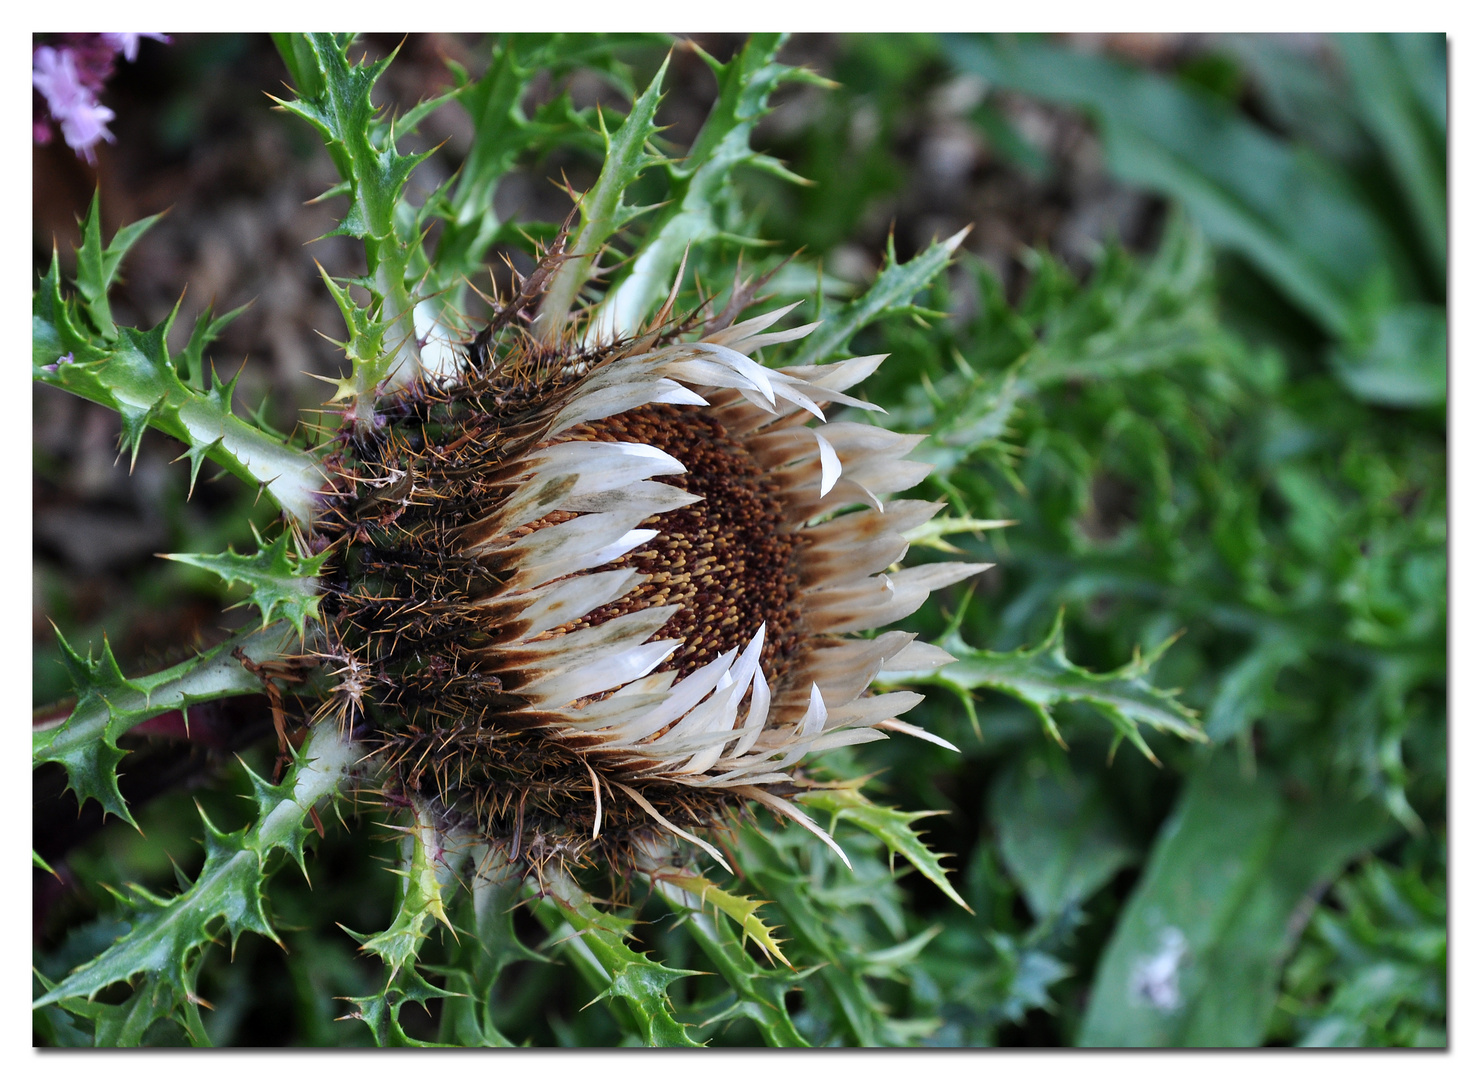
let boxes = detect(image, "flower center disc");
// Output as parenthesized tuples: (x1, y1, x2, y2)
(549, 403, 806, 683)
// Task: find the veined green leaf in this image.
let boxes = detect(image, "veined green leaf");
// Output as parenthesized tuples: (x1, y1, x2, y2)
(942, 34, 1407, 338)
(1203, 633, 1304, 743)
(990, 753, 1140, 919)
(1078, 756, 1397, 1046)
(1336, 34, 1446, 278)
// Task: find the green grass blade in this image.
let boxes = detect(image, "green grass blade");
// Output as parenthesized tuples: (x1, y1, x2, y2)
(943, 34, 1405, 337)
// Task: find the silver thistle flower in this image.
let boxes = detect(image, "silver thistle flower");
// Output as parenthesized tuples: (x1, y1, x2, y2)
(321, 253, 984, 874)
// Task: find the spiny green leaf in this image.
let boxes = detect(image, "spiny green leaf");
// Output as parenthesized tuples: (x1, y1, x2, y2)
(343, 966, 457, 1048)
(34, 963, 210, 1048)
(902, 514, 1015, 553)
(470, 854, 548, 976)
(857, 925, 943, 977)
(270, 31, 339, 101)
(533, 54, 672, 341)
(273, 33, 438, 413)
(596, 33, 826, 337)
(798, 784, 971, 912)
(347, 804, 456, 984)
(42, 728, 132, 828)
(34, 814, 273, 1011)
(34, 256, 324, 521)
(164, 530, 328, 638)
(33, 726, 356, 1015)
(908, 608, 1204, 762)
(32, 249, 94, 367)
(239, 760, 316, 880)
(789, 227, 969, 366)
(654, 870, 790, 966)
(656, 883, 809, 1047)
(273, 35, 412, 240)
(420, 35, 642, 310)
(905, 217, 1229, 482)
(177, 300, 251, 392)
(34, 625, 298, 823)
(532, 875, 704, 1047)
(429, 853, 541, 1046)
(39, 632, 144, 826)
(72, 189, 165, 342)
(733, 827, 918, 1046)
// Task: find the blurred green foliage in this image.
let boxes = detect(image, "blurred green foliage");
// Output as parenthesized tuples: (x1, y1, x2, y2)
(943, 33, 1446, 409)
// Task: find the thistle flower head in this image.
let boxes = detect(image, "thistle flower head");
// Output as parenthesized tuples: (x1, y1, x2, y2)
(318, 254, 982, 876)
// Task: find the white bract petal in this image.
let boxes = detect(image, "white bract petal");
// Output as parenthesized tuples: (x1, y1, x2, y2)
(815, 429, 842, 497)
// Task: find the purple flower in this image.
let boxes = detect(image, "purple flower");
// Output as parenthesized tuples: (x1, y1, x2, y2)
(32, 45, 115, 164)
(32, 33, 169, 165)
(102, 33, 169, 63)
(59, 34, 119, 93)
